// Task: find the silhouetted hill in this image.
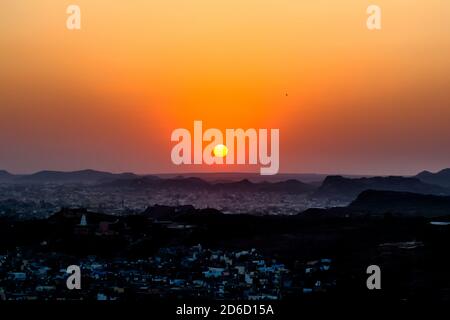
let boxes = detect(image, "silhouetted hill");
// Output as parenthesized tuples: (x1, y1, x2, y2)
(255, 179, 315, 193)
(298, 207, 357, 218)
(349, 190, 450, 216)
(17, 169, 139, 184)
(416, 168, 450, 188)
(0, 170, 15, 182)
(314, 175, 448, 201)
(213, 179, 255, 190)
(104, 176, 315, 194)
(160, 177, 210, 189)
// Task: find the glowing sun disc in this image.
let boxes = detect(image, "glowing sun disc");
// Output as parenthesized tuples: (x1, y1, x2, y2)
(213, 144, 228, 158)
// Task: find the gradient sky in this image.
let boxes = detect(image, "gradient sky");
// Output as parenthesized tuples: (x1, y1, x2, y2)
(1, 0, 450, 175)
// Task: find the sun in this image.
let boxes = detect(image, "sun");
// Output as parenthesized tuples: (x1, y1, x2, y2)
(213, 144, 228, 158)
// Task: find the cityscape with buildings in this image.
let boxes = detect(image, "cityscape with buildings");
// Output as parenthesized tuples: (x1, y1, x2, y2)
(1, 170, 450, 304)
(0, 239, 334, 301)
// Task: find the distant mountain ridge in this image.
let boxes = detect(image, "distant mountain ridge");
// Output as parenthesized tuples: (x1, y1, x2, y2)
(102, 176, 316, 194)
(0, 168, 316, 192)
(313, 175, 449, 201)
(0, 169, 141, 184)
(0, 170, 15, 182)
(415, 168, 450, 188)
(2, 168, 450, 199)
(348, 190, 450, 216)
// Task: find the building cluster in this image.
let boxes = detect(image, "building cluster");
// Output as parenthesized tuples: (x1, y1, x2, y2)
(0, 246, 335, 301)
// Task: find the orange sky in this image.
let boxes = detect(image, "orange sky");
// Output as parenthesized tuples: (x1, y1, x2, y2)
(1, 0, 450, 175)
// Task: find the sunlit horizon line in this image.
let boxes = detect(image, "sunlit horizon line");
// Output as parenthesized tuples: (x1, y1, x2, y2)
(1, 167, 434, 178)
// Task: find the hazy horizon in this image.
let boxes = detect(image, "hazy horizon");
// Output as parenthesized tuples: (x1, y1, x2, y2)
(1, 166, 445, 177)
